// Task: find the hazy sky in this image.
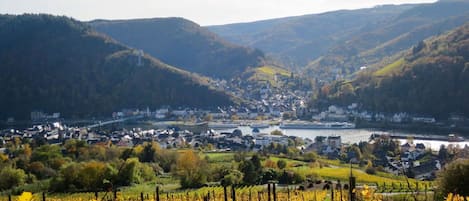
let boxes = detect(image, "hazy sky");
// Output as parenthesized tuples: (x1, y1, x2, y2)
(0, 0, 437, 25)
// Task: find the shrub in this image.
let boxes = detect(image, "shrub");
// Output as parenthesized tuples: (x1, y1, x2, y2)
(0, 167, 27, 190)
(365, 167, 377, 175)
(437, 159, 469, 196)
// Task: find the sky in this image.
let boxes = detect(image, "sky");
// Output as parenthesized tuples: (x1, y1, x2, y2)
(0, 0, 438, 26)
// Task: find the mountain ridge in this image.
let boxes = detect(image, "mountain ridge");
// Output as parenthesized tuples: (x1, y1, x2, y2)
(209, 1, 469, 83)
(312, 22, 469, 118)
(90, 17, 265, 79)
(0, 14, 234, 120)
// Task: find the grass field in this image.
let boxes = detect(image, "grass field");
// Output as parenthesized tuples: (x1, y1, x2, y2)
(249, 66, 291, 86)
(292, 166, 427, 187)
(374, 58, 406, 77)
(204, 152, 235, 163)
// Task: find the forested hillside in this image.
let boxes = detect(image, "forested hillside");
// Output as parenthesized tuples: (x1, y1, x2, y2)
(210, 1, 469, 84)
(90, 18, 265, 78)
(313, 23, 469, 118)
(209, 4, 413, 67)
(0, 14, 234, 120)
(306, 0, 469, 82)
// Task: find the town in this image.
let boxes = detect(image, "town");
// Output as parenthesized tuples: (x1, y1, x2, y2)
(2, 114, 468, 185)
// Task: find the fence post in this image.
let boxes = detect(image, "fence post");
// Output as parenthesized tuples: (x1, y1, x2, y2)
(113, 190, 117, 201)
(224, 186, 228, 201)
(338, 180, 343, 201)
(156, 186, 160, 201)
(231, 186, 236, 201)
(287, 186, 290, 201)
(249, 189, 252, 201)
(273, 183, 277, 201)
(140, 192, 144, 201)
(349, 175, 356, 201)
(8, 194, 11, 201)
(267, 183, 271, 201)
(42, 192, 46, 201)
(331, 183, 334, 201)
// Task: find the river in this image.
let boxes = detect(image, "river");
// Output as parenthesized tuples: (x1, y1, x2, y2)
(214, 126, 469, 150)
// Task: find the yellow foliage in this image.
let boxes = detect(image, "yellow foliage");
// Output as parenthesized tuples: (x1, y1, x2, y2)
(17, 192, 33, 201)
(445, 193, 469, 201)
(0, 153, 8, 162)
(357, 185, 382, 201)
(264, 159, 277, 169)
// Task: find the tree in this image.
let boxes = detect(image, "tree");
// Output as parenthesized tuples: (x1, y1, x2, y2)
(271, 130, 283, 136)
(264, 159, 277, 169)
(277, 159, 287, 169)
(438, 145, 449, 162)
(240, 160, 257, 184)
(437, 159, 469, 196)
(239, 155, 262, 184)
(203, 114, 213, 122)
(31, 145, 62, 164)
(117, 158, 141, 186)
(0, 167, 27, 190)
(175, 150, 207, 188)
(221, 170, 243, 186)
(140, 142, 157, 162)
(78, 161, 108, 190)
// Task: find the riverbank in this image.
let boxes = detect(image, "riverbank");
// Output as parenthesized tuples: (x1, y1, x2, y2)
(356, 121, 469, 137)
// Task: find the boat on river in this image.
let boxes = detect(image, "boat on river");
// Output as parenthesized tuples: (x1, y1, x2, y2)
(249, 123, 270, 129)
(279, 121, 355, 129)
(208, 122, 239, 129)
(448, 134, 465, 142)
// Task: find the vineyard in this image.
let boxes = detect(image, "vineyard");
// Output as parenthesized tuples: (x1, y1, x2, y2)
(2, 182, 438, 201)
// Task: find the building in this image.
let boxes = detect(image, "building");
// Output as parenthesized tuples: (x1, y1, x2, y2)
(327, 136, 342, 149)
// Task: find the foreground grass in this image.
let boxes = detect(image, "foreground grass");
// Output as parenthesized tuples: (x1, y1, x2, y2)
(204, 152, 235, 163)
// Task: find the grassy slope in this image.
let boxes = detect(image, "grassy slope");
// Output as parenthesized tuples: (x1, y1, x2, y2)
(373, 58, 406, 76)
(247, 66, 291, 86)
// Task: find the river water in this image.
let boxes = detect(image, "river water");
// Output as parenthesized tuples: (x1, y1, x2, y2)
(214, 126, 469, 150)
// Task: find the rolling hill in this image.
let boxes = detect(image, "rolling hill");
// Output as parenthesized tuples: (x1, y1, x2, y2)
(313, 22, 469, 118)
(0, 14, 234, 120)
(306, 0, 469, 82)
(208, 4, 416, 67)
(90, 18, 265, 79)
(209, 1, 469, 83)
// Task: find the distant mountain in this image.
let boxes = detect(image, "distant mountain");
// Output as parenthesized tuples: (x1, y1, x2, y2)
(0, 14, 234, 120)
(208, 4, 416, 67)
(90, 18, 265, 78)
(209, 1, 469, 83)
(306, 0, 469, 82)
(313, 22, 469, 118)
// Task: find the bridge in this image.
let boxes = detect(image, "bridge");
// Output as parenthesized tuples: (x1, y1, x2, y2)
(83, 115, 144, 129)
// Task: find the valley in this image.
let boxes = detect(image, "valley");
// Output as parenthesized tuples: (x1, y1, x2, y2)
(1, 0, 469, 200)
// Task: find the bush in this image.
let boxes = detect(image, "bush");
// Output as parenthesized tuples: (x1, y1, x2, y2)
(437, 159, 469, 196)
(0, 167, 27, 190)
(277, 159, 287, 169)
(365, 167, 377, 175)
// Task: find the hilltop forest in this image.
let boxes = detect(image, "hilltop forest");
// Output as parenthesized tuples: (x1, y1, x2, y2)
(90, 18, 265, 79)
(313, 22, 469, 119)
(0, 15, 234, 120)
